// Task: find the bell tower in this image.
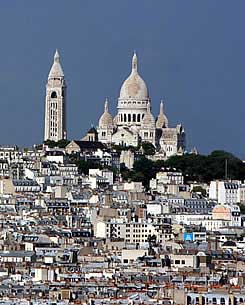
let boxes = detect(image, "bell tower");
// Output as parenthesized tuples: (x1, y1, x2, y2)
(44, 49, 67, 142)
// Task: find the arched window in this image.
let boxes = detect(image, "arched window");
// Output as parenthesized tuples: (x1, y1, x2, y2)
(212, 298, 217, 305)
(120, 114, 123, 122)
(133, 114, 136, 122)
(124, 114, 127, 122)
(137, 114, 141, 122)
(128, 114, 131, 122)
(51, 91, 57, 98)
(221, 298, 225, 305)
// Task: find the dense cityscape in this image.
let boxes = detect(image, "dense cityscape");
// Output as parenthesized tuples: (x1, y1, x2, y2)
(0, 47, 244, 305)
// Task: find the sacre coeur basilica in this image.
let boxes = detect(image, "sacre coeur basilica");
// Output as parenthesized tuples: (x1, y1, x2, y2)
(44, 50, 186, 159)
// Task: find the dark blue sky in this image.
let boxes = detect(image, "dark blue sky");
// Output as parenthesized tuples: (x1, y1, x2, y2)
(0, 1, 245, 157)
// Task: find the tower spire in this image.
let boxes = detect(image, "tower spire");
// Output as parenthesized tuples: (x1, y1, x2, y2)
(132, 51, 137, 72)
(104, 98, 109, 112)
(54, 49, 60, 63)
(48, 49, 64, 79)
(160, 100, 164, 115)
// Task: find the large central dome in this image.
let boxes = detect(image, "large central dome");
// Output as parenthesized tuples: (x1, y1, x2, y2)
(119, 52, 149, 100)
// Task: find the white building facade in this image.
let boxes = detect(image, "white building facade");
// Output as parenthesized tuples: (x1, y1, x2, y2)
(97, 53, 185, 158)
(209, 181, 240, 205)
(44, 50, 67, 142)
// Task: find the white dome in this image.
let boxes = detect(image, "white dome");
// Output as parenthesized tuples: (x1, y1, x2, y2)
(142, 103, 155, 128)
(99, 99, 114, 128)
(119, 53, 149, 100)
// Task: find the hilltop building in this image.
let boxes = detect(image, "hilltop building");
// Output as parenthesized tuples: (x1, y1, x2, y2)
(44, 50, 67, 142)
(97, 52, 185, 158)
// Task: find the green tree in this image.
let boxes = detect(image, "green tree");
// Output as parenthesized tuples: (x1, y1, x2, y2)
(120, 150, 245, 187)
(130, 156, 156, 188)
(75, 160, 101, 175)
(165, 150, 245, 183)
(192, 186, 207, 197)
(44, 139, 70, 148)
(141, 142, 156, 155)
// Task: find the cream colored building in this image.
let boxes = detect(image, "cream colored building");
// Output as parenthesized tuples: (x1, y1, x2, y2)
(0, 177, 16, 195)
(209, 180, 240, 204)
(97, 52, 185, 158)
(44, 50, 67, 142)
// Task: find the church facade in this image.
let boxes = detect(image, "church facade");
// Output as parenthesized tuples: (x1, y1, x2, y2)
(97, 52, 185, 158)
(43, 50, 186, 159)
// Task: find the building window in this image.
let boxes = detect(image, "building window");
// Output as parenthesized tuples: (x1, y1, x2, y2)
(137, 114, 141, 122)
(124, 114, 127, 122)
(220, 298, 225, 305)
(133, 114, 136, 122)
(128, 114, 131, 122)
(51, 91, 57, 98)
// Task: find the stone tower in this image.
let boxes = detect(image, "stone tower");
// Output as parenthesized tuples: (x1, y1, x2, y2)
(44, 50, 67, 142)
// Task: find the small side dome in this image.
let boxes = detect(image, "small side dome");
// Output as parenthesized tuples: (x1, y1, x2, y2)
(142, 103, 155, 128)
(212, 205, 231, 221)
(99, 99, 114, 128)
(119, 52, 149, 100)
(156, 101, 168, 128)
